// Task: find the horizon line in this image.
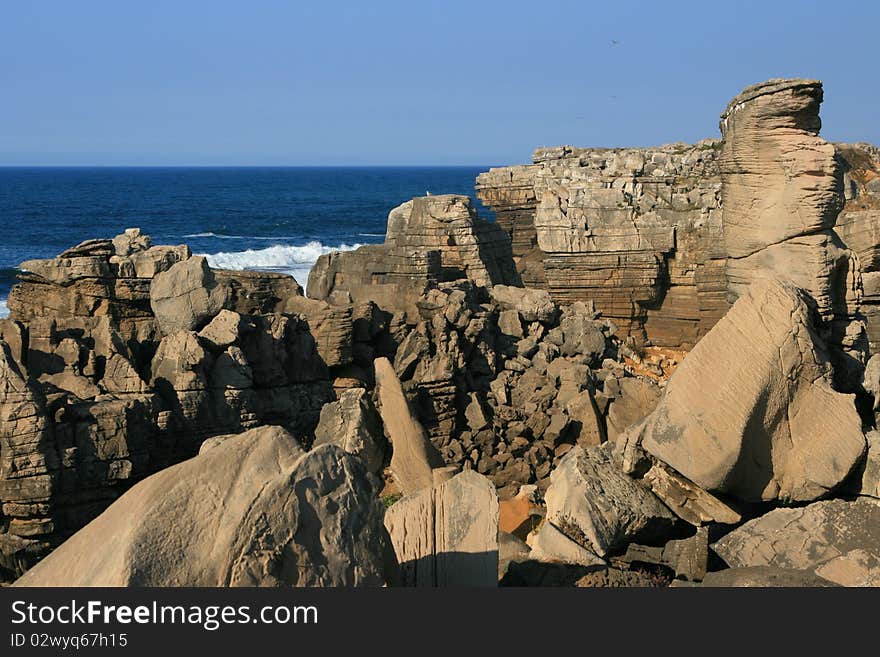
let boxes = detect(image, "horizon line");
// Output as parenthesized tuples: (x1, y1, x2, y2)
(0, 163, 500, 169)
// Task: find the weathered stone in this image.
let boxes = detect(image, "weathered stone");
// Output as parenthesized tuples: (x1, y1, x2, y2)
(694, 567, 838, 587)
(618, 527, 708, 581)
(638, 460, 741, 525)
(15, 428, 395, 586)
(554, 309, 607, 362)
(384, 469, 498, 587)
(575, 566, 663, 588)
(497, 308, 523, 338)
(477, 81, 878, 358)
(112, 228, 151, 256)
(634, 279, 866, 503)
(605, 377, 661, 443)
(150, 256, 227, 335)
(480, 142, 725, 345)
(863, 355, 880, 410)
(498, 531, 532, 581)
(113, 244, 190, 279)
(848, 429, 880, 499)
(720, 80, 853, 317)
(564, 390, 606, 447)
(712, 497, 880, 587)
(814, 549, 880, 587)
(374, 357, 442, 494)
(198, 309, 248, 350)
(490, 285, 557, 323)
(465, 392, 489, 432)
(215, 269, 303, 315)
(313, 388, 386, 474)
(309, 195, 518, 316)
(543, 444, 676, 557)
(528, 521, 604, 566)
(280, 295, 353, 368)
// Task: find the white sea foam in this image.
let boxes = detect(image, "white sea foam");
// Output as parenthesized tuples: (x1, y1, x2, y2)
(0, 298, 8, 319)
(358, 233, 386, 237)
(200, 241, 362, 294)
(184, 232, 303, 241)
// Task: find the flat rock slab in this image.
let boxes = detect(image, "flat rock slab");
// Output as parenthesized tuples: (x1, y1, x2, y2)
(693, 566, 839, 588)
(712, 497, 880, 587)
(641, 461, 741, 526)
(384, 470, 499, 587)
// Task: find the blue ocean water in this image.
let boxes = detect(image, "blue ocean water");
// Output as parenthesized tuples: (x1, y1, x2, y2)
(0, 167, 492, 317)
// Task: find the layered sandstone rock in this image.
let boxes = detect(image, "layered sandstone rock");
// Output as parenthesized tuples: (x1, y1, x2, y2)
(540, 444, 677, 558)
(834, 142, 880, 352)
(0, 231, 341, 577)
(478, 142, 726, 347)
(376, 280, 632, 498)
(308, 194, 519, 317)
(384, 469, 499, 587)
(15, 428, 395, 587)
(374, 357, 443, 494)
(712, 498, 880, 587)
(313, 387, 386, 474)
(476, 80, 880, 358)
(626, 279, 866, 503)
(719, 79, 866, 387)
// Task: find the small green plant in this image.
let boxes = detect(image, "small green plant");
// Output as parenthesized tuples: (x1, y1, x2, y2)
(382, 493, 403, 508)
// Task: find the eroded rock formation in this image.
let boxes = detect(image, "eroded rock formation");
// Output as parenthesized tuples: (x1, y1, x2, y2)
(712, 498, 880, 587)
(0, 231, 350, 577)
(476, 80, 880, 361)
(15, 427, 395, 586)
(624, 279, 866, 503)
(4, 77, 880, 588)
(308, 194, 520, 317)
(384, 469, 499, 587)
(478, 142, 726, 347)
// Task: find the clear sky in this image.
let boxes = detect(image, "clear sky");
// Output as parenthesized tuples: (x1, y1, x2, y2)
(1, 0, 877, 166)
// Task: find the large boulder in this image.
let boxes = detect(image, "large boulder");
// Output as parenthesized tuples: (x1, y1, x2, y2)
(313, 388, 386, 474)
(712, 497, 880, 587)
(542, 444, 677, 558)
(383, 469, 499, 587)
(605, 377, 661, 443)
(630, 279, 866, 503)
(489, 285, 557, 324)
(150, 256, 227, 335)
(280, 295, 354, 368)
(14, 427, 395, 587)
(848, 429, 880, 499)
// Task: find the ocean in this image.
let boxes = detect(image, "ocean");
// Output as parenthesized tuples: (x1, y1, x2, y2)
(0, 167, 493, 318)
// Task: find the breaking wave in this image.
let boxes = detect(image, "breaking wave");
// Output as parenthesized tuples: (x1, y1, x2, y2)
(0, 298, 8, 319)
(200, 241, 362, 294)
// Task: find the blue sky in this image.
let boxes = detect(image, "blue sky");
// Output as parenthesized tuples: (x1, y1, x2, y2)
(1, 0, 877, 166)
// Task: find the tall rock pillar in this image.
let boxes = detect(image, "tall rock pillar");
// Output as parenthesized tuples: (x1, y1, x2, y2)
(719, 78, 865, 385)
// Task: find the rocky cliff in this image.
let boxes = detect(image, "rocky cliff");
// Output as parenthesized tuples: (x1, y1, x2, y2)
(308, 194, 520, 318)
(0, 232, 353, 577)
(477, 80, 880, 359)
(4, 77, 880, 588)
